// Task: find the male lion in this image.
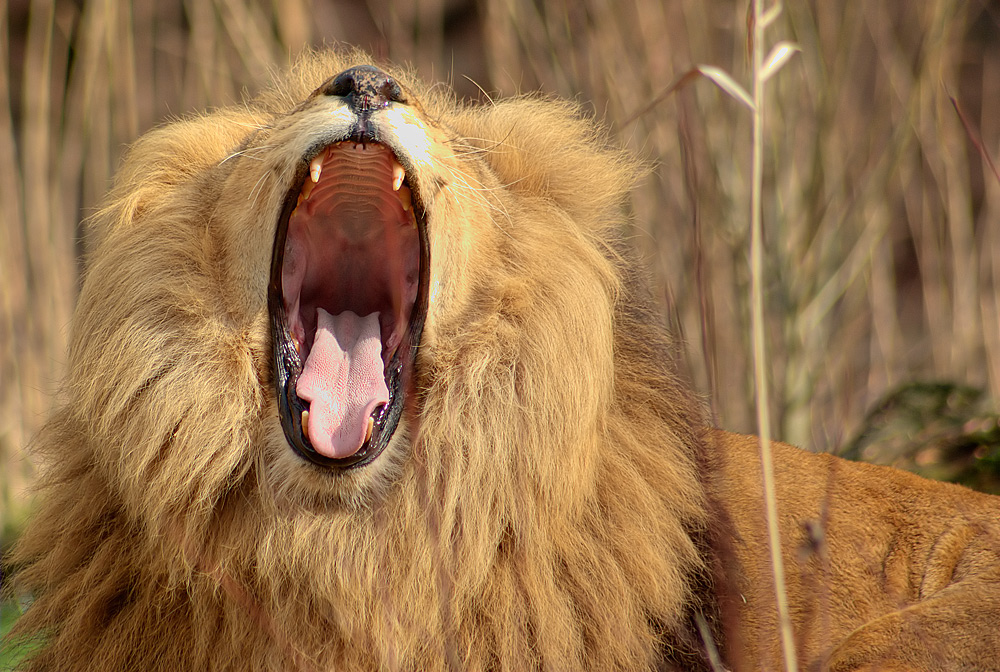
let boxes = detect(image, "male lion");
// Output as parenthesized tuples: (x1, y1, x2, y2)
(9, 48, 1000, 671)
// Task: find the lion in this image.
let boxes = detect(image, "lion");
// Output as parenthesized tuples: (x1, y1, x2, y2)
(7, 47, 1000, 671)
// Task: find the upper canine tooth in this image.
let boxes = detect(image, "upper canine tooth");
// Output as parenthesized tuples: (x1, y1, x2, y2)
(301, 178, 316, 200)
(391, 159, 405, 191)
(396, 185, 412, 212)
(309, 155, 323, 183)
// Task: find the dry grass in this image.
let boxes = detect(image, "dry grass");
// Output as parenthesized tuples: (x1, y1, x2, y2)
(2, 0, 998, 573)
(482, 0, 1000, 468)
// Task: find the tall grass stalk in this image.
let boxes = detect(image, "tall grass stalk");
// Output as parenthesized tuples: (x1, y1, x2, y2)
(749, 3, 797, 670)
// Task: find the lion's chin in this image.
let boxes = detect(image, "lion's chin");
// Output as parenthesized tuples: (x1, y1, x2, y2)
(263, 416, 410, 506)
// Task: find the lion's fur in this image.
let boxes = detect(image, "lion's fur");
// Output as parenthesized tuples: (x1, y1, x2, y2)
(9, 47, 1000, 672)
(9, 48, 714, 670)
(711, 431, 1000, 670)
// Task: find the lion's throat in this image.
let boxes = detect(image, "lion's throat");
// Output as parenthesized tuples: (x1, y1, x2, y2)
(295, 308, 389, 458)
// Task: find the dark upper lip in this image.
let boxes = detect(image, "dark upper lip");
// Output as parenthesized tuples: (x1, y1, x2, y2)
(267, 134, 429, 470)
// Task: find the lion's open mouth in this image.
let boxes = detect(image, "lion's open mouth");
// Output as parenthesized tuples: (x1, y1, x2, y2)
(269, 140, 428, 469)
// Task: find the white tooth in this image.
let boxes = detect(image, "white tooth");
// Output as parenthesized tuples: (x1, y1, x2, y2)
(364, 417, 374, 444)
(396, 185, 412, 212)
(301, 410, 310, 440)
(391, 159, 405, 191)
(301, 178, 316, 200)
(310, 156, 323, 183)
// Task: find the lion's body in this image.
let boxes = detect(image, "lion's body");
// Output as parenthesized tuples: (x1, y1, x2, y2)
(8, 48, 1000, 671)
(711, 431, 1000, 670)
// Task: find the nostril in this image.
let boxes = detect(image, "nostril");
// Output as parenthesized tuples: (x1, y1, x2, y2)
(321, 65, 404, 111)
(380, 78, 404, 105)
(327, 71, 356, 98)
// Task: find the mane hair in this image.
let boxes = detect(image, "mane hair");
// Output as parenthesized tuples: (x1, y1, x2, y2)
(10, 47, 718, 671)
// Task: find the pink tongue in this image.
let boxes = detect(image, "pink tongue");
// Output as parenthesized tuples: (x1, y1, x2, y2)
(296, 309, 390, 458)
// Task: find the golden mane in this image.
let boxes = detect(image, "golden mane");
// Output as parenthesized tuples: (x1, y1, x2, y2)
(11, 48, 716, 670)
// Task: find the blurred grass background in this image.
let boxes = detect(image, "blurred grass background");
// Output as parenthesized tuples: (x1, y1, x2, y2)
(2, 0, 999, 639)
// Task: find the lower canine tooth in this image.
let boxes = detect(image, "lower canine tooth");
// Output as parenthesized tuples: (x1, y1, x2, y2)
(301, 410, 310, 440)
(364, 417, 374, 444)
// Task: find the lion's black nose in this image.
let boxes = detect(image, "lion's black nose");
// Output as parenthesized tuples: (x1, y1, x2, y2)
(320, 65, 404, 113)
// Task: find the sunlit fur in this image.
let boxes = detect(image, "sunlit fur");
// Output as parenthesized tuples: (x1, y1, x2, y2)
(10, 48, 715, 670)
